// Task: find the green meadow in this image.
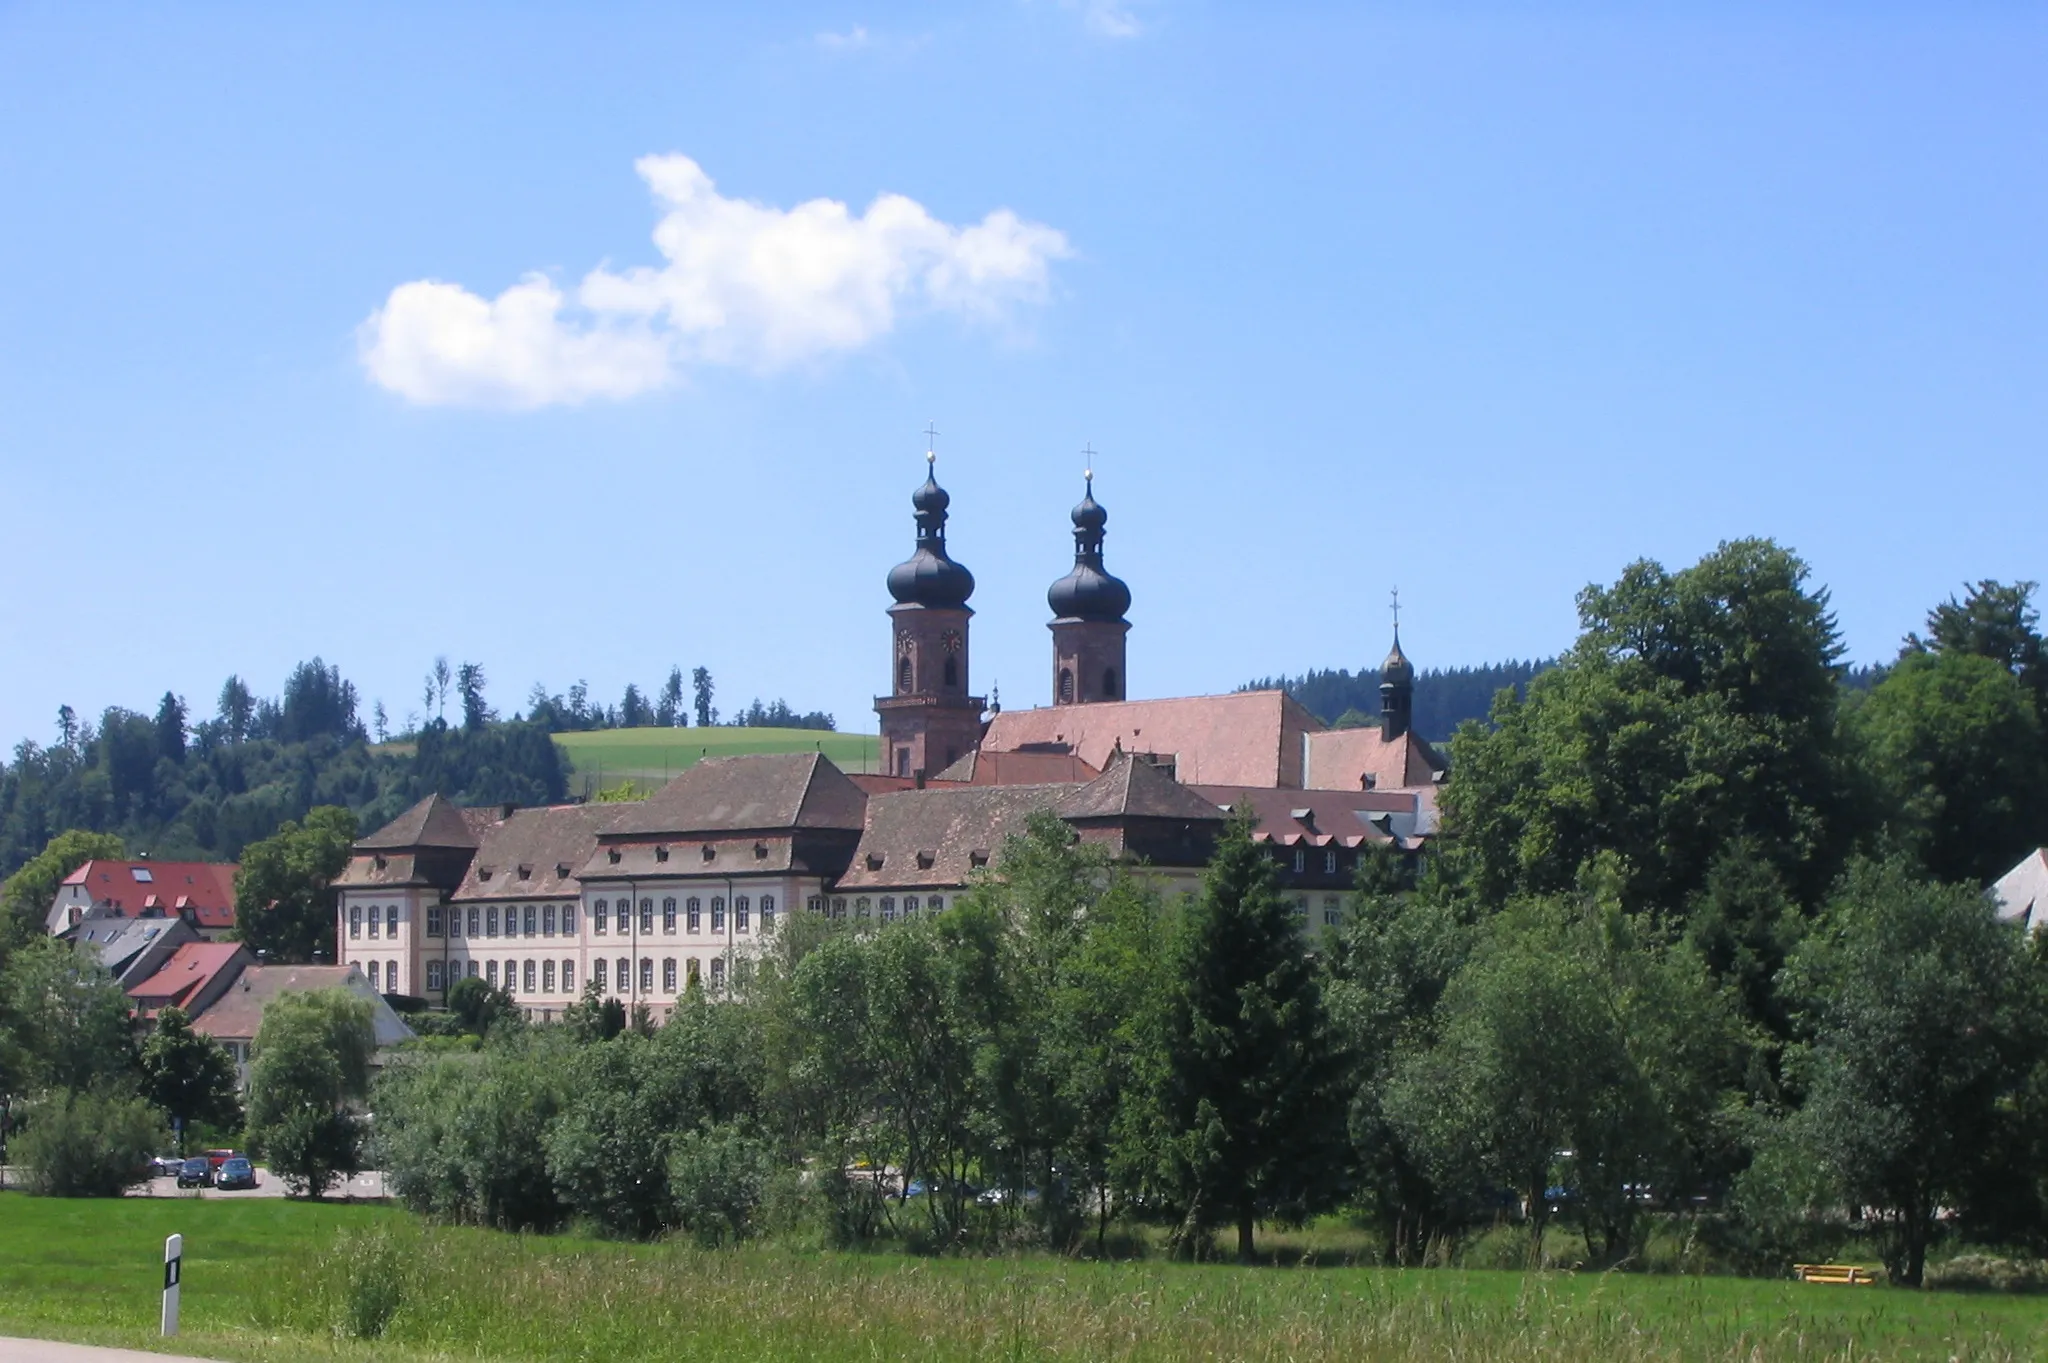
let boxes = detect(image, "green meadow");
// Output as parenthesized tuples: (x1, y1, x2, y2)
(4, 1197, 2046, 1362)
(553, 726, 884, 792)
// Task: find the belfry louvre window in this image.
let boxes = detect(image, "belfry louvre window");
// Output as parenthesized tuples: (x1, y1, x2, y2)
(1059, 668, 1075, 703)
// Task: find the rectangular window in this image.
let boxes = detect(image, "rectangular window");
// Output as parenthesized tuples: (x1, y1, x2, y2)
(735, 896, 750, 933)
(543, 959, 556, 994)
(711, 897, 725, 932)
(562, 960, 575, 993)
(562, 905, 576, 935)
(368, 909, 380, 940)
(426, 905, 444, 937)
(388, 905, 399, 936)
(387, 959, 398, 991)
(524, 906, 537, 937)
(761, 895, 776, 932)
(879, 896, 896, 923)
(710, 957, 725, 991)
(1292, 849, 1306, 873)
(687, 957, 700, 987)
(427, 960, 444, 991)
(855, 898, 870, 919)
(663, 898, 677, 934)
(467, 907, 479, 936)
(367, 960, 379, 990)
(832, 897, 846, 919)
(808, 895, 824, 915)
(903, 895, 920, 916)
(1293, 896, 1309, 919)
(593, 958, 607, 991)
(594, 900, 608, 934)
(928, 895, 944, 913)
(449, 907, 463, 938)
(543, 905, 556, 936)
(616, 957, 629, 994)
(1324, 849, 1338, 875)
(663, 958, 677, 993)
(639, 958, 653, 994)
(687, 898, 701, 933)
(349, 905, 361, 939)
(523, 959, 536, 993)
(640, 899, 654, 935)
(467, 960, 479, 978)
(487, 906, 499, 938)
(502, 961, 515, 994)
(486, 960, 499, 986)
(1324, 896, 1342, 928)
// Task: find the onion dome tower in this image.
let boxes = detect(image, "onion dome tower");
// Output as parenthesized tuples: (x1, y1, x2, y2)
(875, 439, 987, 779)
(1379, 622, 1416, 741)
(1047, 462, 1132, 706)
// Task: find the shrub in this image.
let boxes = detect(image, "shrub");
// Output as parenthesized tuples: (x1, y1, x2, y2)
(1926, 1252, 2048, 1293)
(667, 1121, 772, 1247)
(13, 1088, 166, 1197)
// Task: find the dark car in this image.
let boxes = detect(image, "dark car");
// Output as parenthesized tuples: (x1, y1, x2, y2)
(215, 1156, 259, 1191)
(175, 1156, 214, 1188)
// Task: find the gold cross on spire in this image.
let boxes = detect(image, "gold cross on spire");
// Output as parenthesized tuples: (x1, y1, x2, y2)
(1081, 442, 1097, 484)
(923, 421, 939, 466)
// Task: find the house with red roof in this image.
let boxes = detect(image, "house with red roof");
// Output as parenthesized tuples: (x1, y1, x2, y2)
(126, 940, 252, 1022)
(45, 859, 238, 939)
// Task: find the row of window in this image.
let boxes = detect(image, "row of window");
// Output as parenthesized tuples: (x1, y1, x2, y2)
(366, 959, 399, 991)
(589, 955, 727, 994)
(425, 957, 579, 996)
(804, 894, 947, 919)
(348, 905, 401, 940)
(588, 895, 774, 936)
(1288, 848, 1348, 876)
(408, 896, 783, 940)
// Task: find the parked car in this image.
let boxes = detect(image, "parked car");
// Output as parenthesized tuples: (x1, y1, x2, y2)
(151, 1154, 185, 1177)
(203, 1147, 238, 1170)
(175, 1157, 214, 1189)
(215, 1157, 259, 1191)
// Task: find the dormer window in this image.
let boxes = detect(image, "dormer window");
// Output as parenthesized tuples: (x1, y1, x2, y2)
(374, 855, 387, 871)
(969, 849, 989, 869)
(518, 865, 532, 880)
(701, 845, 716, 863)
(478, 868, 493, 882)
(607, 849, 622, 865)
(754, 843, 768, 860)
(655, 846, 669, 863)
(866, 853, 884, 871)
(915, 851, 935, 870)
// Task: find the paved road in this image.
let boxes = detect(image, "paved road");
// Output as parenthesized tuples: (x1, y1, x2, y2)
(126, 1169, 386, 1200)
(0, 1340, 226, 1363)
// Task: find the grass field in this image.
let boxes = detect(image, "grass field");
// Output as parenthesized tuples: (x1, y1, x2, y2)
(554, 726, 884, 794)
(3, 1197, 2046, 1362)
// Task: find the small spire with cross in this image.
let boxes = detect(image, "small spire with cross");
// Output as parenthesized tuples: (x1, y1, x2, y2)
(1081, 442, 1097, 485)
(923, 421, 939, 466)
(1390, 586, 1400, 630)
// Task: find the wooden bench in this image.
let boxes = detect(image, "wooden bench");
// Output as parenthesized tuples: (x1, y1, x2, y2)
(1793, 1263, 1875, 1285)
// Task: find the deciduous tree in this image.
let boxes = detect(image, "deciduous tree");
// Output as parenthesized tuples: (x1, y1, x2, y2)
(233, 806, 357, 964)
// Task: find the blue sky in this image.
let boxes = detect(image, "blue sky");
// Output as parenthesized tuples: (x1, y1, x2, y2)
(2, 2, 2042, 744)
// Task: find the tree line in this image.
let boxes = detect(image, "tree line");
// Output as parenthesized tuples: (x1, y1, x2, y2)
(1244, 659, 1553, 739)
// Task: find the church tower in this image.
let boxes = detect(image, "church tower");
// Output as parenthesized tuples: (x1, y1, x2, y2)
(1379, 626, 1415, 741)
(1046, 471, 1132, 706)
(875, 451, 986, 778)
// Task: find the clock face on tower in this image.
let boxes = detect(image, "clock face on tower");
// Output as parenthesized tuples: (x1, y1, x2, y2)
(941, 628, 963, 654)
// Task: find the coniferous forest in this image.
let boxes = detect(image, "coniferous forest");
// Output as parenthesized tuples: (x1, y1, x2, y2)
(4, 539, 2048, 1289)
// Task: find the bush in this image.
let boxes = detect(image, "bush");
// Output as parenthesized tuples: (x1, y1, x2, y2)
(1925, 1252, 2048, 1293)
(668, 1121, 773, 1247)
(13, 1088, 166, 1197)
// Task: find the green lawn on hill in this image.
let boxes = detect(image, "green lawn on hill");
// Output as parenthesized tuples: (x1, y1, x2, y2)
(553, 726, 884, 794)
(4, 1195, 2047, 1363)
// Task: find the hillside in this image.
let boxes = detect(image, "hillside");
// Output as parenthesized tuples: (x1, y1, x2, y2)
(1244, 660, 1554, 741)
(554, 727, 884, 794)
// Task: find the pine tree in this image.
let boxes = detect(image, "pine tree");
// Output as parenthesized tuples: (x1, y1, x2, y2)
(1155, 811, 1348, 1259)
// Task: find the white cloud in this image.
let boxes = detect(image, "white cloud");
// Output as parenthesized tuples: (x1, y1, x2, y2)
(1064, 0, 1142, 39)
(359, 155, 1071, 408)
(816, 25, 870, 49)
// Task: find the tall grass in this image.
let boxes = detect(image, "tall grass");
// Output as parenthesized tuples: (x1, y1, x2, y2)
(5, 1197, 2047, 1362)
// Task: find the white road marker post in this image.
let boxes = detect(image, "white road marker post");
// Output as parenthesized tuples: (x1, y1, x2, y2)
(162, 1232, 183, 1337)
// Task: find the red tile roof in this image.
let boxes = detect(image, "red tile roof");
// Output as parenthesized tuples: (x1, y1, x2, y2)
(978, 691, 1322, 788)
(62, 860, 238, 929)
(126, 941, 249, 1017)
(1301, 727, 1444, 792)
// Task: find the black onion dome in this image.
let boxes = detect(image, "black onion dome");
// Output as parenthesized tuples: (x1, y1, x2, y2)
(1047, 476, 1131, 622)
(887, 464, 975, 608)
(1381, 629, 1415, 683)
